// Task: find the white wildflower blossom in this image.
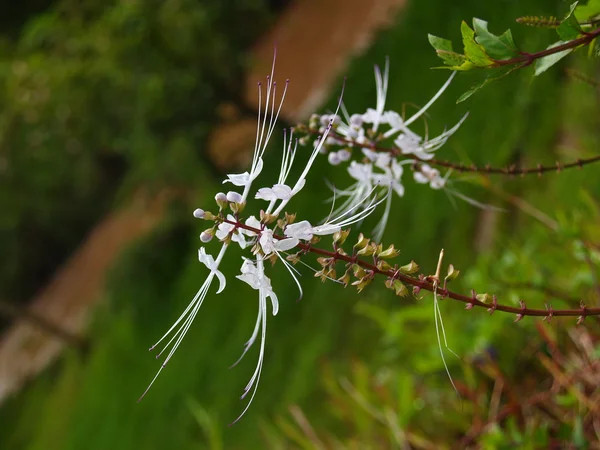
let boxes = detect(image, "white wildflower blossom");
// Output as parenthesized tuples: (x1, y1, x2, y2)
(142, 54, 359, 424)
(414, 163, 448, 190)
(258, 229, 298, 255)
(298, 59, 468, 240)
(284, 220, 315, 241)
(230, 256, 278, 424)
(198, 247, 227, 293)
(216, 214, 247, 248)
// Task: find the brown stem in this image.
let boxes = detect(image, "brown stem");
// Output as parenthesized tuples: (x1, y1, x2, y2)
(494, 27, 600, 67)
(307, 128, 600, 176)
(222, 218, 600, 320)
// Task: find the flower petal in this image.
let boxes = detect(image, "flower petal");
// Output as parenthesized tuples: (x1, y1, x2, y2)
(272, 183, 293, 199)
(268, 290, 279, 316)
(215, 269, 227, 294)
(274, 238, 299, 252)
(291, 178, 306, 195)
(414, 172, 428, 184)
(255, 188, 277, 201)
(251, 157, 264, 180)
(223, 172, 250, 186)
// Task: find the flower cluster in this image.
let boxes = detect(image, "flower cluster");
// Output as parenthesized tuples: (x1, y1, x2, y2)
(295, 58, 468, 241)
(133, 38, 600, 426)
(140, 53, 524, 424)
(139, 56, 386, 423)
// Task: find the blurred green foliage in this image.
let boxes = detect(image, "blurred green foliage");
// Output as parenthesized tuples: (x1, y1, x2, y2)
(0, 0, 270, 303)
(1, 0, 599, 448)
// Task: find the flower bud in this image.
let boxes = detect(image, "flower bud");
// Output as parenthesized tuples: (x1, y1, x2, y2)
(332, 229, 350, 246)
(476, 293, 491, 304)
(327, 152, 341, 165)
(357, 242, 376, 257)
(350, 114, 363, 127)
(377, 260, 392, 271)
(385, 279, 408, 297)
(399, 260, 420, 274)
(378, 244, 400, 260)
(338, 269, 351, 287)
(215, 192, 228, 209)
(200, 230, 214, 243)
(354, 233, 369, 250)
(337, 149, 352, 162)
(193, 208, 205, 219)
(445, 264, 460, 281)
(226, 191, 242, 204)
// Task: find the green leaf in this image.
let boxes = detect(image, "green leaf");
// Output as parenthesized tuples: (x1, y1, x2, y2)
(575, 0, 600, 21)
(428, 34, 468, 66)
(435, 51, 468, 67)
(456, 65, 521, 103)
(591, 37, 600, 57)
(460, 21, 494, 67)
(472, 18, 519, 60)
(534, 41, 574, 75)
(428, 34, 453, 52)
(557, 2, 583, 41)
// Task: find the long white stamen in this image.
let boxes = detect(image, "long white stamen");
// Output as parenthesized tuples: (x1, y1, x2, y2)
(372, 185, 393, 242)
(433, 288, 459, 396)
(140, 244, 228, 401)
(404, 72, 456, 127)
(230, 307, 262, 369)
(276, 252, 303, 300)
(231, 258, 269, 425)
(273, 82, 346, 216)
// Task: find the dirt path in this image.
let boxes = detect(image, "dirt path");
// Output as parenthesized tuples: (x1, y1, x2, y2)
(0, 0, 405, 404)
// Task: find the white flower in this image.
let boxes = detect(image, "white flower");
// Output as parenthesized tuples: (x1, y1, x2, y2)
(236, 258, 279, 314)
(193, 208, 205, 219)
(198, 247, 226, 294)
(216, 214, 247, 248)
(284, 220, 314, 241)
(258, 229, 298, 255)
(349, 113, 363, 127)
(363, 148, 394, 171)
(255, 180, 306, 202)
(348, 161, 373, 183)
(231, 256, 280, 424)
(395, 133, 430, 159)
(223, 158, 264, 187)
(361, 57, 389, 132)
(414, 164, 446, 189)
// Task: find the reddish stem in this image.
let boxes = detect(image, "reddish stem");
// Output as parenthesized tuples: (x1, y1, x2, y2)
(222, 218, 600, 320)
(313, 129, 600, 176)
(494, 27, 600, 67)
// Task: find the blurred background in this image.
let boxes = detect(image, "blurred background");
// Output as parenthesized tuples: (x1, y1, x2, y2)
(0, 0, 599, 448)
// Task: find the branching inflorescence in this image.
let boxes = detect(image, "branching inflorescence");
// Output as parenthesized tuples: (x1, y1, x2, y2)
(140, 51, 600, 423)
